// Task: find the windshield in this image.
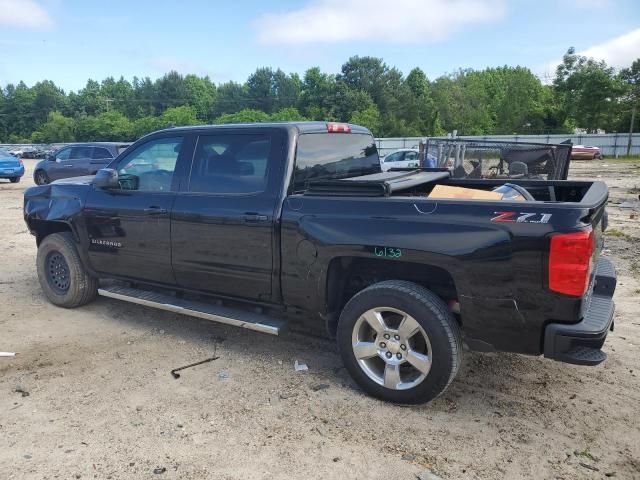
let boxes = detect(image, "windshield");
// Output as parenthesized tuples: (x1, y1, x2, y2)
(0, 148, 11, 156)
(292, 133, 380, 193)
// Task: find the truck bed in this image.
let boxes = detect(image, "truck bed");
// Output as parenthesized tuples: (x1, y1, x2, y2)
(304, 168, 608, 208)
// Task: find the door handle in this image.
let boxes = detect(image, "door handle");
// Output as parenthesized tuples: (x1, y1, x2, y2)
(243, 213, 268, 222)
(144, 206, 168, 215)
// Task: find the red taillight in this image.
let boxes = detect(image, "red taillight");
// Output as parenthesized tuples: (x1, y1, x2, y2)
(327, 122, 351, 133)
(548, 228, 594, 297)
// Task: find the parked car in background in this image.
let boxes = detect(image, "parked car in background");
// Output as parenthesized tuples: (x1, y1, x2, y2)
(33, 142, 130, 185)
(0, 148, 25, 183)
(571, 145, 602, 160)
(8, 147, 23, 158)
(380, 148, 438, 171)
(21, 146, 49, 159)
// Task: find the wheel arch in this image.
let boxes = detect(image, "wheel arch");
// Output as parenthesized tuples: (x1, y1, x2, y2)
(324, 256, 459, 337)
(27, 219, 75, 246)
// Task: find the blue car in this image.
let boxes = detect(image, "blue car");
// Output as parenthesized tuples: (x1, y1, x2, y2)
(0, 148, 25, 183)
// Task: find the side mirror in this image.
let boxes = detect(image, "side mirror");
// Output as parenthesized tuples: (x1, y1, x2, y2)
(93, 168, 119, 189)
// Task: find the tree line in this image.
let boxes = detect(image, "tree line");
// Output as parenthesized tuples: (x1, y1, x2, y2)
(0, 48, 638, 144)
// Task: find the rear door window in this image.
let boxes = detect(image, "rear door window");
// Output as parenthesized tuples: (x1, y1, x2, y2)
(92, 147, 113, 160)
(70, 146, 93, 160)
(187, 134, 272, 194)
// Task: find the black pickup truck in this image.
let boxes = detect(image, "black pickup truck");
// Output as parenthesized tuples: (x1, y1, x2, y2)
(23, 122, 616, 404)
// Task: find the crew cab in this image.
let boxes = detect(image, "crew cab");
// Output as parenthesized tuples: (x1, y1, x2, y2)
(23, 122, 616, 404)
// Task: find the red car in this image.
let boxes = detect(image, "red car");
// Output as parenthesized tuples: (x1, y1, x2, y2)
(571, 145, 603, 160)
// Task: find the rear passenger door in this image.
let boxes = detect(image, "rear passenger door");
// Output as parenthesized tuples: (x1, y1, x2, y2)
(171, 129, 286, 301)
(65, 145, 94, 178)
(89, 146, 114, 174)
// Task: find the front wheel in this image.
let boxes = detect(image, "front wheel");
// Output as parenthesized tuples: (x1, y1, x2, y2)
(36, 232, 98, 308)
(9, 177, 20, 183)
(337, 280, 463, 404)
(34, 170, 49, 185)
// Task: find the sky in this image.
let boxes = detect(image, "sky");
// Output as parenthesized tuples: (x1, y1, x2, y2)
(0, 0, 639, 92)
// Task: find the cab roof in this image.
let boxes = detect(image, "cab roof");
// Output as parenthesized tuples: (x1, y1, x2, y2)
(160, 121, 372, 135)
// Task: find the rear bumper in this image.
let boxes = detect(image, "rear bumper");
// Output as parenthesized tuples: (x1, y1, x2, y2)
(0, 166, 25, 178)
(543, 257, 616, 366)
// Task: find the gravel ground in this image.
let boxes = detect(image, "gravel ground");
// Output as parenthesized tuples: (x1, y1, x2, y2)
(1, 159, 639, 480)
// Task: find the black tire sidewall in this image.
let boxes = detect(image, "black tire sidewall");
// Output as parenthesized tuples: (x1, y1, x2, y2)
(337, 282, 460, 404)
(36, 233, 96, 308)
(34, 170, 48, 185)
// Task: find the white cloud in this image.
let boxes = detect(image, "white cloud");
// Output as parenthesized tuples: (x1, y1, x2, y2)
(0, 0, 53, 29)
(255, 0, 506, 45)
(543, 28, 640, 79)
(580, 28, 640, 69)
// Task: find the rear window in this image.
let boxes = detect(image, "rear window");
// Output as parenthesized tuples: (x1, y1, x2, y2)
(292, 133, 380, 193)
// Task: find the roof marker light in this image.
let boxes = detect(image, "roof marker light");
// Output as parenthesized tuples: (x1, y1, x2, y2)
(327, 122, 351, 133)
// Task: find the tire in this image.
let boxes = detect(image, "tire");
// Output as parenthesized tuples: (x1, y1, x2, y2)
(9, 177, 20, 183)
(34, 170, 49, 185)
(337, 280, 462, 404)
(36, 232, 98, 308)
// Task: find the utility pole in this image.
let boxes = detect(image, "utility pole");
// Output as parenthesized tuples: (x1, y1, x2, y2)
(627, 103, 636, 156)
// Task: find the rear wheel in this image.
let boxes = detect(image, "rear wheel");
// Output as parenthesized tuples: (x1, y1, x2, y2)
(337, 280, 462, 404)
(36, 232, 98, 308)
(34, 170, 49, 185)
(9, 177, 20, 183)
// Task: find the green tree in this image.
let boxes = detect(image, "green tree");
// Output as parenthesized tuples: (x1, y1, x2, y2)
(298, 67, 336, 119)
(76, 111, 133, 141)
(213, 81, 247, 116)
(269, 107, 306, 121)
(30, 111, 75, 143)
(215, 109, 270, 124)
(554, 48, 623, 131)
(160, 105, 200, 126)
(619, 58, 640, 152)
(184, 74, 216, 120)
(350, 104, 382, 135)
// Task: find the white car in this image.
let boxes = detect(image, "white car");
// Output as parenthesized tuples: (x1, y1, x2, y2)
(8, 148, 23, 158)
(380, 148, 438, 171)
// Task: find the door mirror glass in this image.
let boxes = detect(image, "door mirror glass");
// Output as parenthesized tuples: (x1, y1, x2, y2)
(93, 168, 119, 189)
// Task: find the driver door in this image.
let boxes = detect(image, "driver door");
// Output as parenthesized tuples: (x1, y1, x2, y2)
(83, 135, 186, 285)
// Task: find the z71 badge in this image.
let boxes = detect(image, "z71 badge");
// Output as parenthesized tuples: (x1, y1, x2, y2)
(491, 212, 552, 224)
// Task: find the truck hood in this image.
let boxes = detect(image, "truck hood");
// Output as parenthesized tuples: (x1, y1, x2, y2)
(51, 175, 96, 185)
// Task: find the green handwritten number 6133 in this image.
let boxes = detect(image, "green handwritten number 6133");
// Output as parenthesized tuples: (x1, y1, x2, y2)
(374, 247, 402, 258)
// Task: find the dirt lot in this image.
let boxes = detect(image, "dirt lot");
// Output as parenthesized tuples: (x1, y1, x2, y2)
(1, 159, 639, 480)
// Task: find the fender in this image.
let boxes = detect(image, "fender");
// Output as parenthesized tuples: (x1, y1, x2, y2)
(23, 181, 97, 275)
